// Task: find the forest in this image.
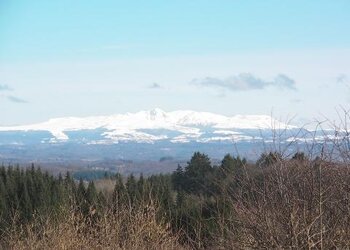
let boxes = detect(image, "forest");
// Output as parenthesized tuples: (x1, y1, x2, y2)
(0, 151, 349, 249)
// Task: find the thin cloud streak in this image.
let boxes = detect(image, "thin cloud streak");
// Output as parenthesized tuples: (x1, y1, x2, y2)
(0, 85, 27, 103)
(336, 74, 348, 84)
(0, 84, 12, 91)
(148, 83, 162, 89)
(191, 73, 296, 92)
(6, 95, 28, 103)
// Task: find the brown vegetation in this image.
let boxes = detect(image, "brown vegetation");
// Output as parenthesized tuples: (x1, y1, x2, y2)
(5, 203, 183, 250)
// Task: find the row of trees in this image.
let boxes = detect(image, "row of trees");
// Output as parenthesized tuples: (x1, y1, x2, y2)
(0, 153, 246, 245)
(1, 150, 348, 248)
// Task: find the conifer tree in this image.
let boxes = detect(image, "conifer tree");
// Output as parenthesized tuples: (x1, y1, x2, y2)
(19, 180, 32, 222)
(0, 177, 6, 221)
(76, 179, 88, 214)
(172, 165, 184, 191)
(126, 174, 138, 205)
(86, 181, 97, 208)
(137, 174, 145, 201)
(113, 174, 127, 211)
(183, 152, 213, 194)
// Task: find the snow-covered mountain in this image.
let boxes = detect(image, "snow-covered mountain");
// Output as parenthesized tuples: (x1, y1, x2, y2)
(0, 108, 297, 144)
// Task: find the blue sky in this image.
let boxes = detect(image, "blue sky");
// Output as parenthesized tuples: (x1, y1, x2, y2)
(0, 0, 350, 125)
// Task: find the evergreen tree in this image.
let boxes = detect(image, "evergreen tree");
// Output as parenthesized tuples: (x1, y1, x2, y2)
(76, 179, 88, 214)
(126, 174, 138, 205)
(172, 165, 184, 191)
(19, 179, 32, 222)
(257, 152, 282, 167)
(86, 181, 97, 208)
(137, 174, 145, 200)
(220, 154, 245, 179)
(292, 151, 307, 161)
(183, 152, 213, 194)
(113, 174, 127, 211)
(0, 178, 7, 221)
(220, 154, 235, 175)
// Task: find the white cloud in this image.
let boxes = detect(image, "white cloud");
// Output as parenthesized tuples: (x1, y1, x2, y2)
(191, 73, 296, 91)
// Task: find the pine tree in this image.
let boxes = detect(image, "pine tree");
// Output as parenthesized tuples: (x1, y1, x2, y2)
(137, 174, 145, 201)
(220, 154, 245, 178)
(112, 174, 128, 212)
(183, 152, 213, 194)
(0, 177, 7, 221)
(64, 171, 76, 203)
(257, 152, 282, 167)
(126, 174, 138, 205)
(76, 179, 88, 214)
(292, 151, 307, 161)
(19, 179, 32, 222)
(220, 154, 235, 174)
(172, 165, 184, 191)
(86, 181, 97, 208)
(5, 169, 19, 219)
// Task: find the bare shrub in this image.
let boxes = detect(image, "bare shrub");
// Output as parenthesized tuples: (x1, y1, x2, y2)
(223, 159, 349, 248)
(5, 202, 183, 250)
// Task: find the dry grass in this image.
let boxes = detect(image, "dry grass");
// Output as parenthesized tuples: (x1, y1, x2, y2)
(4, 203, 184, 250)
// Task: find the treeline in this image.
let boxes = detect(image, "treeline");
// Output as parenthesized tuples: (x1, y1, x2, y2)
(0, 153, 245, 238)
(0, 165, 73, 226)
(1, 151, 350, 249)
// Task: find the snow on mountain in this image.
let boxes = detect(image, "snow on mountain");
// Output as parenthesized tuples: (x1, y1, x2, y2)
(0, 108, 296, 143)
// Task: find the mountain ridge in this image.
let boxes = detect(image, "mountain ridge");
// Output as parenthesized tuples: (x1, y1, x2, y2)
(0, 108, 297, 143)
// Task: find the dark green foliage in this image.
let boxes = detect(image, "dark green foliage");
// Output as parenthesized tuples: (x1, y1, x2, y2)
(172, 165, 184, 191)
(292, 151, 307, 161)
(112, 174, 127, 210)
(86, 181, 97, 208)
(0, 177, 7, 220)
(1, 151, 312, 248)
(167, 153, 247, 246)
(183, 152, 213, 194)
(77, 179, 86, 203)
(257, 151, 283, 167)
(220, 154, 245, 176)
(126, 174, 138, 204)
(0, 165, 74, 229)
(73, 170, 115, 181)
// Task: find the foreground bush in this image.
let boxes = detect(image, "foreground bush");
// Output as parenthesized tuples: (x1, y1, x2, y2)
(222, 160, 350, 248)
(4, 203, 182, 250)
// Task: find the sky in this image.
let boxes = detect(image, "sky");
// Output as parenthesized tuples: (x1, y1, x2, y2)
(0, 0, 350, 126)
